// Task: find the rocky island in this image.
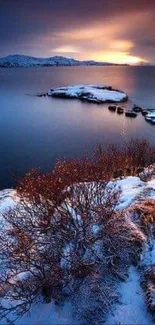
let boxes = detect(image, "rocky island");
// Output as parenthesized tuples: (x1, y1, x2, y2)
(45, 84, 155, 125)
(47, 84, 128, 103)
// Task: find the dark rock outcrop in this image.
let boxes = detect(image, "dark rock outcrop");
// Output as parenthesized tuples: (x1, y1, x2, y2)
(125, 111, 137, 118)
(117, 107, 124, 114)
(133, 106, 143, 113)
(108, 105, 117, 112)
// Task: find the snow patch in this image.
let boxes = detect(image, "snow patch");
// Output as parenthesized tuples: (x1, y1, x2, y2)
(0, 301, 74, 325)
(0, 189, 17, 213)
(106, 266, 152, 325)
(108, 176, 145, 209)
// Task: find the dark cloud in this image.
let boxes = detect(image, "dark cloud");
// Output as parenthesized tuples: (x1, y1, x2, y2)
(0, 0, 155, 63)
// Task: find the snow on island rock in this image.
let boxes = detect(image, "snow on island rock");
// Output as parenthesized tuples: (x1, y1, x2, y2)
(48, 85, 128, 103)
(145, 110, 155, 124)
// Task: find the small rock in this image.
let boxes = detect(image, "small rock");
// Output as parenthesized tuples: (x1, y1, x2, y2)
(117, 107, 124, 114)
(133, 105, 143, 113)
(37, 93, 46, 97)
(108, 105, 116, 112)
(145, 116, 155, 124)
(142, 110, 148, 116)
(125, 111, 137, 118)
(145, 116, 152, 122)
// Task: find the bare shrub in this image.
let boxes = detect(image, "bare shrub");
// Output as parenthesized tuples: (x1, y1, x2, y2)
(72, 208, 146, 325)
(0, 139, 153, 322)
(17, 140, 155, 196)
(94, 139, 155, 179)
(124, 139, 155, 169)
(0, 179, 122, 322)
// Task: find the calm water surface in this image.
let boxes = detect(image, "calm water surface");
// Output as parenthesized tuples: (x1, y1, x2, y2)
(0, 66, 155, 189)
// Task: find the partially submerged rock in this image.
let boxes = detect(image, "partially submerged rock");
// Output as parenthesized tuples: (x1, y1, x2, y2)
(145, 111, 155, 124)
(145, 118, 155, 124)
(142, 110, 148, 116)
(108, 105, 124, 115)
(131, 107, 155, 125)
(125, 111, 137, 118)
(117, 107, 124, 114)
(48, 85, 128, 103)
(108, 105, 117, 112)
(127, 104, 155, 125)
(37, 93, 47, 97)
(133, 105, 143, 113)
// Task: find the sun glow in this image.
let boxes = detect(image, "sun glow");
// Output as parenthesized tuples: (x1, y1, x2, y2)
(49, 12, 151, 65)
(91, 51, 146, 65)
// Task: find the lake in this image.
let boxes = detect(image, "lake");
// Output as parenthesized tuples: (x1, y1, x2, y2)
(0, 66, 155, 189)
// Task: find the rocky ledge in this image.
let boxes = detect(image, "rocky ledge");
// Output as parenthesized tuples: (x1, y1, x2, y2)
(39, 84, 155, 126)
(107, 103, 155, 125)
(47, 84, 128, 103)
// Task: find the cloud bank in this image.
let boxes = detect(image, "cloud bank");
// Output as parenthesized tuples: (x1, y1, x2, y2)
(0, 0, 154, 63)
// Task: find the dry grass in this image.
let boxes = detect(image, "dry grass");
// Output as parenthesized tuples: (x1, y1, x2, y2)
(129, 199, 155, 235)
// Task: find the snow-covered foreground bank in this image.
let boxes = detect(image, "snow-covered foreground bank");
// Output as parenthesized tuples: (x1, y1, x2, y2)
(105, 240, 155, 325)
(1, 171, 155, 324)
(106, 266, 153, 325)
(14, 301, 74, 325)
(106, 175, 155, 324)
(48, 85, 128, 103)
(0, 189, 17, 213)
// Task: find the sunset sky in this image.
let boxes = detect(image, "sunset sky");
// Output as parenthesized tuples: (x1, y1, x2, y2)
(0, 0, 155, 64)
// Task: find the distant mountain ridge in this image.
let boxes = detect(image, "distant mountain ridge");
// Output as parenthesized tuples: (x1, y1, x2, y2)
(0, 54, 128, 67)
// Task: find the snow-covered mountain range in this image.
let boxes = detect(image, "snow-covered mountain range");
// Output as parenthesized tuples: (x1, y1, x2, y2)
(0, 54, 126, 68)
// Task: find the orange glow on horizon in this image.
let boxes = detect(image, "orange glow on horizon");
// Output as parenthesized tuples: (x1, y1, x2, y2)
(47, 11, 151, 65)
(91, 51, 147, 65)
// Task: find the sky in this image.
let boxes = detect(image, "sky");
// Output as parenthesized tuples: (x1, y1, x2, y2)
(0, 0, 155, 64)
